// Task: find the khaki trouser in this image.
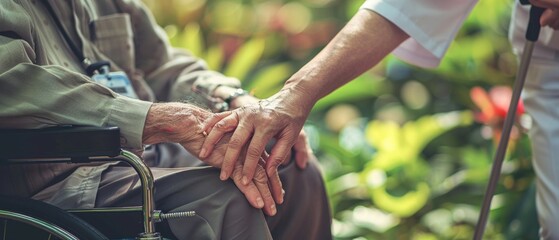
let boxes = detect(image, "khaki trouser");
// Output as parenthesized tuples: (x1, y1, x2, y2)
(95, 143, 332, 239)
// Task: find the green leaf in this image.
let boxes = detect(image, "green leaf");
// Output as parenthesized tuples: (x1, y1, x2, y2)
(371, 182, 430, 217)
(179, 22, 205, 58)
(246, 63, 293, 98)
(313, 73, 386, 111)
(204, 45, 224, 71)
(224, 37, 265, 80)
(346, 0, 366, 18)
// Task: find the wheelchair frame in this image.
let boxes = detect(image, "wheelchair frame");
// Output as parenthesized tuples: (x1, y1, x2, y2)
(0, 126, 193, 239)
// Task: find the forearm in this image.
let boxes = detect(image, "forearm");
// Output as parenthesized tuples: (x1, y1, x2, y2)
(281, 9, 409, 107)
(0, 62, 151, 149)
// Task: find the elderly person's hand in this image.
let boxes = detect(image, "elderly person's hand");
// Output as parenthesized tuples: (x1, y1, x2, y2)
(199, 87, 314, 189)
(142, 102, 281, 216)
(228, 91, 313, 170)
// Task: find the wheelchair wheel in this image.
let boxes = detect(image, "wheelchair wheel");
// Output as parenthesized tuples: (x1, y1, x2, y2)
(0, 196, 108, 240)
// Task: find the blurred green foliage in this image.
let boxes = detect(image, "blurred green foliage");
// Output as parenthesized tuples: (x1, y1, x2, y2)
(144, 0, 537, 239)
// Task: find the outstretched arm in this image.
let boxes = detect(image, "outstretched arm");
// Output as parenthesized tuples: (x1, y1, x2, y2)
(200, 9, 409, 184)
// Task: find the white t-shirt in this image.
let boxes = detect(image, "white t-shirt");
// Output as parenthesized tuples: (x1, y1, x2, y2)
(361, 0, 559, 67)
(361, 0, 478, 68)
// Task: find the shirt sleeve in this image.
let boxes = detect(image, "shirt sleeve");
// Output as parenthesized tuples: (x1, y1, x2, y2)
(360, 0, 478, 68)
(0, 2, 151, 149)
(114, 0, 241, 107)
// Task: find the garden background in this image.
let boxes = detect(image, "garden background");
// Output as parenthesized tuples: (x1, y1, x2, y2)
(144, 0, 536, 239)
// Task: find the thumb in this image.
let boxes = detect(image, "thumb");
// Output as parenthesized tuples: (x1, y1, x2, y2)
(541, 8, 554, 26)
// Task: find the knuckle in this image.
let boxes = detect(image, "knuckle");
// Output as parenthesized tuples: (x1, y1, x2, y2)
(222, 161, 234, 170)
(231, 166, 243, 181)
(215, 121, 230, 130)
(228, 138, 244, 149)
(261, 114, 273, 122)
(271, 157, 283, 166)
(235, 125, 253, 136)
(247, 146, 263, 158)
(254, 172, 268, 185)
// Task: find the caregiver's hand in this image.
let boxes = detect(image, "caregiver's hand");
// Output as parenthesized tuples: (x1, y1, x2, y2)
(228, 93, 314, 170)
(530, 0, 559, 29)
(199, 89, 313, 187)
(142, 102, 281, 215)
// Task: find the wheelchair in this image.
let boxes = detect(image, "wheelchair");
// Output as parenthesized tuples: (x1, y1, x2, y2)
(0, 126, 194, 239)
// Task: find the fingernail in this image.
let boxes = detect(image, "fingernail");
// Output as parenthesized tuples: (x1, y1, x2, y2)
(270, 204, 277, 215)
(220, 171, 227, 181)
(281, 189, 285, 203)
(242, 176, 249, 185)
(256, 197, 264, 208)
(200, 148, 207, 158)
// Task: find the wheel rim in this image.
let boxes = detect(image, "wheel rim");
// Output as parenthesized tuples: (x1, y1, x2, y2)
(0, 210, 79, 240)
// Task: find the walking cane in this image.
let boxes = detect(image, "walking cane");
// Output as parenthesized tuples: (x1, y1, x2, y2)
(473, 2, 545, 239)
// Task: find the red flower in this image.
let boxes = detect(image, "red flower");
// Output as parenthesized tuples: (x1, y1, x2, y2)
(470, 86, 525, 147)
(470, 86, 525, 126)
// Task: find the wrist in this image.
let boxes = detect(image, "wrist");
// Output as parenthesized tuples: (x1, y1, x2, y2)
(278, 79, 319, 113)
(142, 103, 209, 145)
(265, 87, 314, 124)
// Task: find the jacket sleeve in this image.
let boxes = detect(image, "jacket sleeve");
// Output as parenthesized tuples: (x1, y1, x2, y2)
(114, 0, 241, 106)
(361, 0, 478, 68)
(0, 1, 151, 149)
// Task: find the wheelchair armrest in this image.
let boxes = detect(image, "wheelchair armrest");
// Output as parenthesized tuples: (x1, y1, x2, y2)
(0, 126, 121, 159)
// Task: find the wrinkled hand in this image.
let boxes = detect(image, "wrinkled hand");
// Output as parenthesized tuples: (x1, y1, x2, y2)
(199, 92, 312, 189)
(230, 95, 312, 169)
(142, 103, 281, 216)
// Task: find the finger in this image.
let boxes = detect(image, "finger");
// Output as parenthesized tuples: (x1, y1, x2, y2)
(266, 136, 296, 177)
(295, 149, 310, 169)
(200, 113, 239, 159)
(253, 164, 277, 216)
(202, 111, 232, 133)
(292, 131, 310, 169)
(230, 163, 265, 210)
(241, 131, 274, 185)
(221, 124, 253, 180)
(541, 8, 554, 26)
(268, 167, 284, 205)
(261, 152, 284, 204)
(550, 11, 559, 29)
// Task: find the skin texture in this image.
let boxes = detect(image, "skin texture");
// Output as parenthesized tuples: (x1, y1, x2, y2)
(200, 9, 409, 186)
(225, 87, 316, 169)
(142, 102, 281, 216)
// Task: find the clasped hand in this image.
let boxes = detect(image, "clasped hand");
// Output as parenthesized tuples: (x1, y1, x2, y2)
(143, 103, 286, 216)
(198, 93, 314, 210)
